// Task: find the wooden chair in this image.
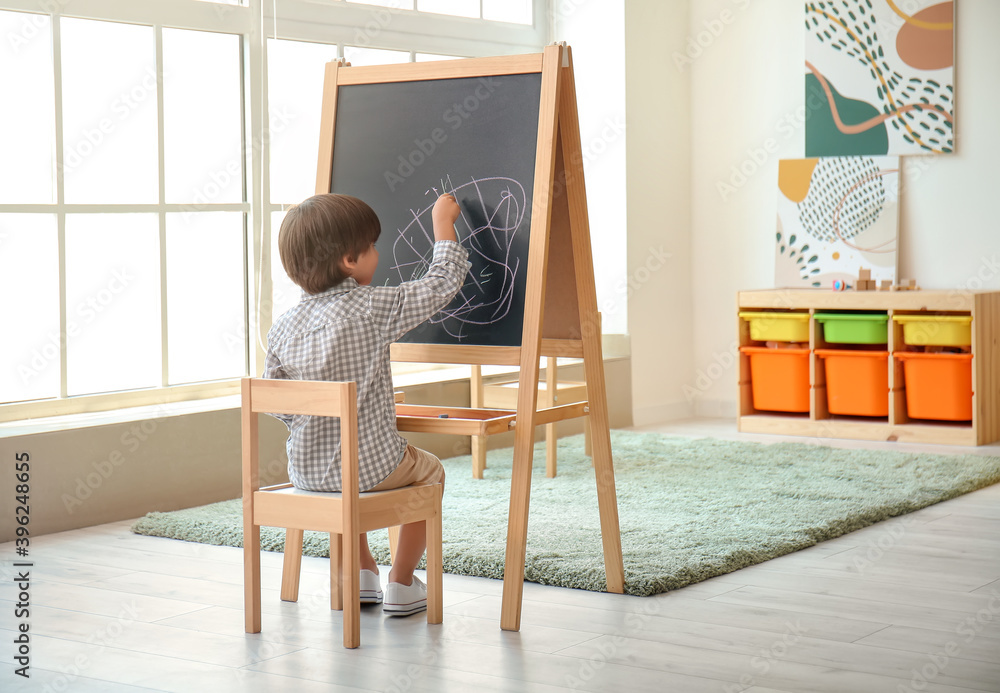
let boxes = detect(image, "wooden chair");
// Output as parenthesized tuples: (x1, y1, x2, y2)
(241, 377, 443, 648)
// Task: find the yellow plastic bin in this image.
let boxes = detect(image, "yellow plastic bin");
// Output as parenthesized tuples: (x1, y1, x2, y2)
(739, 312, 810, 343)
(892, 315, 972, 347)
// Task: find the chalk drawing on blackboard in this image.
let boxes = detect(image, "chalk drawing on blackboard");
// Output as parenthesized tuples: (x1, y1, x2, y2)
(387, 174, 528, 341)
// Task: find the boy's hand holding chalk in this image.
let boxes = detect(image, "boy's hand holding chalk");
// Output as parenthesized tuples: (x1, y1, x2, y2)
(432, 194, 460, 243)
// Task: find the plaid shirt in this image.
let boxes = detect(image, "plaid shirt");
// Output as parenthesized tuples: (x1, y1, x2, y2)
(263, 240, 470, 492)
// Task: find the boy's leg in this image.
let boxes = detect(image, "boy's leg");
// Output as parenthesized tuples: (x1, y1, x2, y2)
(368, 445, 445, 588)
(359, 532, 378, 573)
(388, 522, 426, 586)
(358, 533, 383, 604)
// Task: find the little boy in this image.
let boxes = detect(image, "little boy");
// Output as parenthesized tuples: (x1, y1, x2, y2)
(264, 192, 469, 615)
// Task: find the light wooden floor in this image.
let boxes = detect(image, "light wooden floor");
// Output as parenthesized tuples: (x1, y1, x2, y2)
(3, 419, 1000, 692)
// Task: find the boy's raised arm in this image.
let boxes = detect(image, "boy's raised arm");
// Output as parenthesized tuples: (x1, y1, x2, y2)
(371, 194, 470, 341)
(432, 193, 460, 243)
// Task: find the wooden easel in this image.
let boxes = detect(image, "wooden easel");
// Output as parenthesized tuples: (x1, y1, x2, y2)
(316, 43, 624, 631)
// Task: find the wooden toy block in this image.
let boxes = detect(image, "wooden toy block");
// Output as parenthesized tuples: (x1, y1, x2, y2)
(880, 279, 891, 291)
(858, 268, 872, 281)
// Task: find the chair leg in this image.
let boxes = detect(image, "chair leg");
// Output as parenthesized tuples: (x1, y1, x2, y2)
(343, 531, 361, 648)
(280, 528, 304, 602)
(329, 533, 343, 611)
(425, 487, 443, 625)
(585, 415, 593, 461)
(243, 522, 261, 633)
(388, 525, 401, 564)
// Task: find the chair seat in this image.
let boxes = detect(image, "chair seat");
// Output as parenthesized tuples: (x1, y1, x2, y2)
(260, 482, 401, 498)
(254, 482, 441, 535)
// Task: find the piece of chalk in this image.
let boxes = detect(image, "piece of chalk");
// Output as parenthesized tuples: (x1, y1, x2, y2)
(438, 414, 448, 418)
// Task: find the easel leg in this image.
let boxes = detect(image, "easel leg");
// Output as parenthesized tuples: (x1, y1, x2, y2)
(501, 417, 537, 631)
(581, 328, 624, 594)
(472, 435, 487, 479)
(557, 46, 624, 595)
(545, 422, 557, 478)
(502, 42, 565, 630)
(471, 365, 486, 478)
(545, 356, 557, 478)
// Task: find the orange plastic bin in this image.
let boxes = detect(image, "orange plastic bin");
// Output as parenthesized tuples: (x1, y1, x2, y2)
(895, 352, 973, 421)
(815, 349, 888, 417)
(740, 346, 810, 413)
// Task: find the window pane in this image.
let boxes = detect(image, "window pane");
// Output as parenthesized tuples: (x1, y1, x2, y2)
(483, 0, 532, 24)
(166, 213, 245, 384)
(343, 45, 410, 66)
(415, 52, 462, 61)
(349, 0, 414, 8)
(65, 214, 160, 395)
(417, 0, 478, 18)
(0, 215, 59, 403)
(61, 19, 158, 204)
(271, 210, 301, 321)
(267, 39, 339, 204)
(0, 12, 55, 204)
(163, 29, 242, 204)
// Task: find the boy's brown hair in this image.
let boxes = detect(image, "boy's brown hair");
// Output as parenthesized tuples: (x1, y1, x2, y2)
(278, 193, 381, 294)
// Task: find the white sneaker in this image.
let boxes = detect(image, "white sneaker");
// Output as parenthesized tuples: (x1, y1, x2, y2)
(383, 575, 427, 616)
(360, 569, 383, 604)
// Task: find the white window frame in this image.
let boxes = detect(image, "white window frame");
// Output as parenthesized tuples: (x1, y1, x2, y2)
(0, 0, 549, 423)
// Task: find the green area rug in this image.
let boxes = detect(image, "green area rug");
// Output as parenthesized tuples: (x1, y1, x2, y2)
(131, 431, 1000, 596)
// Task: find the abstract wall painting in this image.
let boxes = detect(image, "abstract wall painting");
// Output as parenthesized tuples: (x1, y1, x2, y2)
(804, 1, 955, 156)
(776, 156, 899, 289)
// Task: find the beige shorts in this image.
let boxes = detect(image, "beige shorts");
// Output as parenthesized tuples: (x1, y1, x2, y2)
(368, 444, 445, 492)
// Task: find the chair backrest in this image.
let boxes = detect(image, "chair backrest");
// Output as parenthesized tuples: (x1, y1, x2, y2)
(241, 377, 360, 501)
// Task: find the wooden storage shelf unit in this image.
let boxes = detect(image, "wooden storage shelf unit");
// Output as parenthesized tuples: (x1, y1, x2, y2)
(737, 289, 1000, 446)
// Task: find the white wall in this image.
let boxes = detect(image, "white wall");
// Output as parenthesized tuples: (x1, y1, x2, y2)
(552, 0, 628, 334)
(684, 0, 1000, 418)
(624, 0, 694, 425)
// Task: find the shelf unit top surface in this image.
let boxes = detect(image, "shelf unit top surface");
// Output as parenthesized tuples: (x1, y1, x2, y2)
(737, 289, 999, 312)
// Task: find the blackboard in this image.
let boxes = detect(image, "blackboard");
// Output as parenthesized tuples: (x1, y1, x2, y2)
(330, 72, 542, 346)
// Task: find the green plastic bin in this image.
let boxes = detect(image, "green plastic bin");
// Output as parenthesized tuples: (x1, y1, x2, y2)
(814, 313, 888, 345)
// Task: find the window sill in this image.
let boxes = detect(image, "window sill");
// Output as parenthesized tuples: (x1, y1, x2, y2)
(0, 395, 242, 439)
(1, 336, 630, 438)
